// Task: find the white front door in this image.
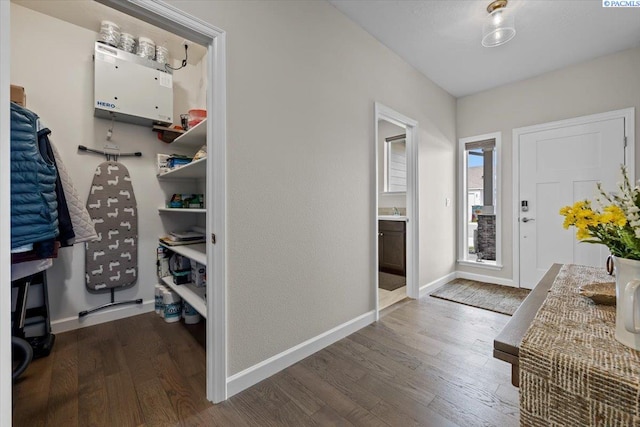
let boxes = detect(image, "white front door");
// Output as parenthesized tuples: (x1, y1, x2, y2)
(518, 116, 626, 288)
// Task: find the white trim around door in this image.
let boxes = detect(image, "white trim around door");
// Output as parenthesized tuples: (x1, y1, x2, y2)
(0, 2, 12, 424)
(374, 103, 419, 320)
(98, 0, 229, 404)
(512, 108, 635, 287)
(0, 0, 228, 411)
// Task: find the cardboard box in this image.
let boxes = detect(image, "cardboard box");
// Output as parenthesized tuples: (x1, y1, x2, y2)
(190, 260, 206, 288)
(157, 153, 171, 175)
(157, 246, 170, 278)
(168, 194, 204, 209)
(10, 85, 26, 106)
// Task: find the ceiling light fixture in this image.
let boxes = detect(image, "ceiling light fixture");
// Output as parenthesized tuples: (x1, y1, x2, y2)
(482, 0, 516, 48)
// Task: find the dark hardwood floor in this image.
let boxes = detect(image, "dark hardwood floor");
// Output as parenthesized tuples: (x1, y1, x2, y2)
(12, 295, 519, 426)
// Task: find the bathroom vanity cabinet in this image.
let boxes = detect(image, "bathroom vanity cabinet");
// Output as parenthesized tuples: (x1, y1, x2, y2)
(378, 220, 406, 276)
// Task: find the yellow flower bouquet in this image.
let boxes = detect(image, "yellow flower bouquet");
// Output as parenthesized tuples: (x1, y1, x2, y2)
(559, 166, 640, 260)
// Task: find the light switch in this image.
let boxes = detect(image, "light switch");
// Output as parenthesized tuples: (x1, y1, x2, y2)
(445, 198, 451, 207)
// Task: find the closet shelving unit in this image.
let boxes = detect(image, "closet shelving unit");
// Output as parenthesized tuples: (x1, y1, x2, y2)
(160, 276, 207, 318)
(157, 119, 208, 318)
(158, 207, 206, 213)
(157, 157, 206, 180)
(165, 118, 207, 148)
(158, 242, 206, 264)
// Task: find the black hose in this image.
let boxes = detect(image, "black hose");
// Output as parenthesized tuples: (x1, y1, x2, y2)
(12, 336, 33, 381)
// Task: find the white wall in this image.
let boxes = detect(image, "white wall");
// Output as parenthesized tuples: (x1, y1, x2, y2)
(166, 0, 457, 375)
(172, 54, 207, 124)
(10, 4, 201, 328)
(377, 119, 406, 209)
(457, 46, 640, 283)
(0, 2, 11, 424)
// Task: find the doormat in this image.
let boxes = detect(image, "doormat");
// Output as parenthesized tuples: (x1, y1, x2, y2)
(379, 272, 406, 291)
(430, 279, 530, 316)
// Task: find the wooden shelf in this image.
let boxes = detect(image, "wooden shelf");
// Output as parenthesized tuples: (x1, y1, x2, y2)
(161, 276, 207, 318)
(158, 208, 206, 214)
(170, 118, 207, 148)
(159, 242, 206, 265)
(157, 157, 206, 180)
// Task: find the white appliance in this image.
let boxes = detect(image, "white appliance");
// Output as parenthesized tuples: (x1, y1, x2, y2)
(94, 42, 173, 126)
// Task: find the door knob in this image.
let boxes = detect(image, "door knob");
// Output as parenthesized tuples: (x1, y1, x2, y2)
(521, 217, 535, 223)
(379, 232, 384, 236)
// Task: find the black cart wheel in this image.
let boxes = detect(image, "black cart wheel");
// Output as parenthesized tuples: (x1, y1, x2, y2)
(12, 336, 33, 381)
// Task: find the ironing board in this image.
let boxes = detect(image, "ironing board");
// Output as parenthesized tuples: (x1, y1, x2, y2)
(85, 161, 138, 291)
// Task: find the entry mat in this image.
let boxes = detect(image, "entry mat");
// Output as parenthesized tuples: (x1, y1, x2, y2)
(379, 272, 406, 292)
(430, 279, 530, 316)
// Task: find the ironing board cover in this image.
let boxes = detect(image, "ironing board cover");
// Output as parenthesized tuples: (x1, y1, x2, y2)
(85, 161, 137, 291)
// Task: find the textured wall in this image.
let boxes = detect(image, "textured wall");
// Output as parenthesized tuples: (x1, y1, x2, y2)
(166, 0, 457, 375)
(476, 215, 496, 261)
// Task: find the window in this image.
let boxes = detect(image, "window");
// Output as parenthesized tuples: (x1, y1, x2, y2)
(458, 133, 501, 268)
(384, 134, 406, 193)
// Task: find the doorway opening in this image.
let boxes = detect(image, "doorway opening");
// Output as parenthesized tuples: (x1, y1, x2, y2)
(374, 103, 419, 317)
(1, 1, 227, 420)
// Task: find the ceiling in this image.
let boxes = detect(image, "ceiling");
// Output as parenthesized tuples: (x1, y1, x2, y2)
(12, 0, 207, 65)
(13, 1, 640, 97)
(329, 0, 640, 97)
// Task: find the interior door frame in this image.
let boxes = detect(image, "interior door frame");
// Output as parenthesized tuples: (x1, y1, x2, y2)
(0, 1, 228, 418)
(512, 108, 635, 287)
(97, 0, 228, 404)
(374, 103, 419, 319)
(0, 1, 11, 423)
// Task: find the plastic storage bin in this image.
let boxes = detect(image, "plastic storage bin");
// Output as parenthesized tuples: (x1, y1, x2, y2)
(99, 21, 120, 47)
(137, 36, 156, 60)
(188, 109, 207, 128)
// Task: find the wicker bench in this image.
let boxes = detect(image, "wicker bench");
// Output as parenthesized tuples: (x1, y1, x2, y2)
(493, 264, 561, 386)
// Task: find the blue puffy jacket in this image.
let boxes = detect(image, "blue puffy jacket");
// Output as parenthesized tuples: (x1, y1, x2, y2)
(10, 102, 59, 249)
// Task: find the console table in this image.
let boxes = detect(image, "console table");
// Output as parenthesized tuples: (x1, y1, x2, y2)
(519, 264, 640, 426)
(494, 264, 559, 386)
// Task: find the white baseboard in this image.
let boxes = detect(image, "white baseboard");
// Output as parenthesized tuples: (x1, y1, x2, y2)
(226, 309, 376, 398)
(419, 272, 457, 298)
(51, 299, 155, 333)
(455, 271, 515, 288)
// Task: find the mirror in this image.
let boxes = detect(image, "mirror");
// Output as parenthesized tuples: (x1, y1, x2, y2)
(384, 134, 407, 193)
(378, 118, 407, 196)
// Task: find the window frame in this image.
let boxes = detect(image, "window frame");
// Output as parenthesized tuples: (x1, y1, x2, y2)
(458, 132, 503, 269)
